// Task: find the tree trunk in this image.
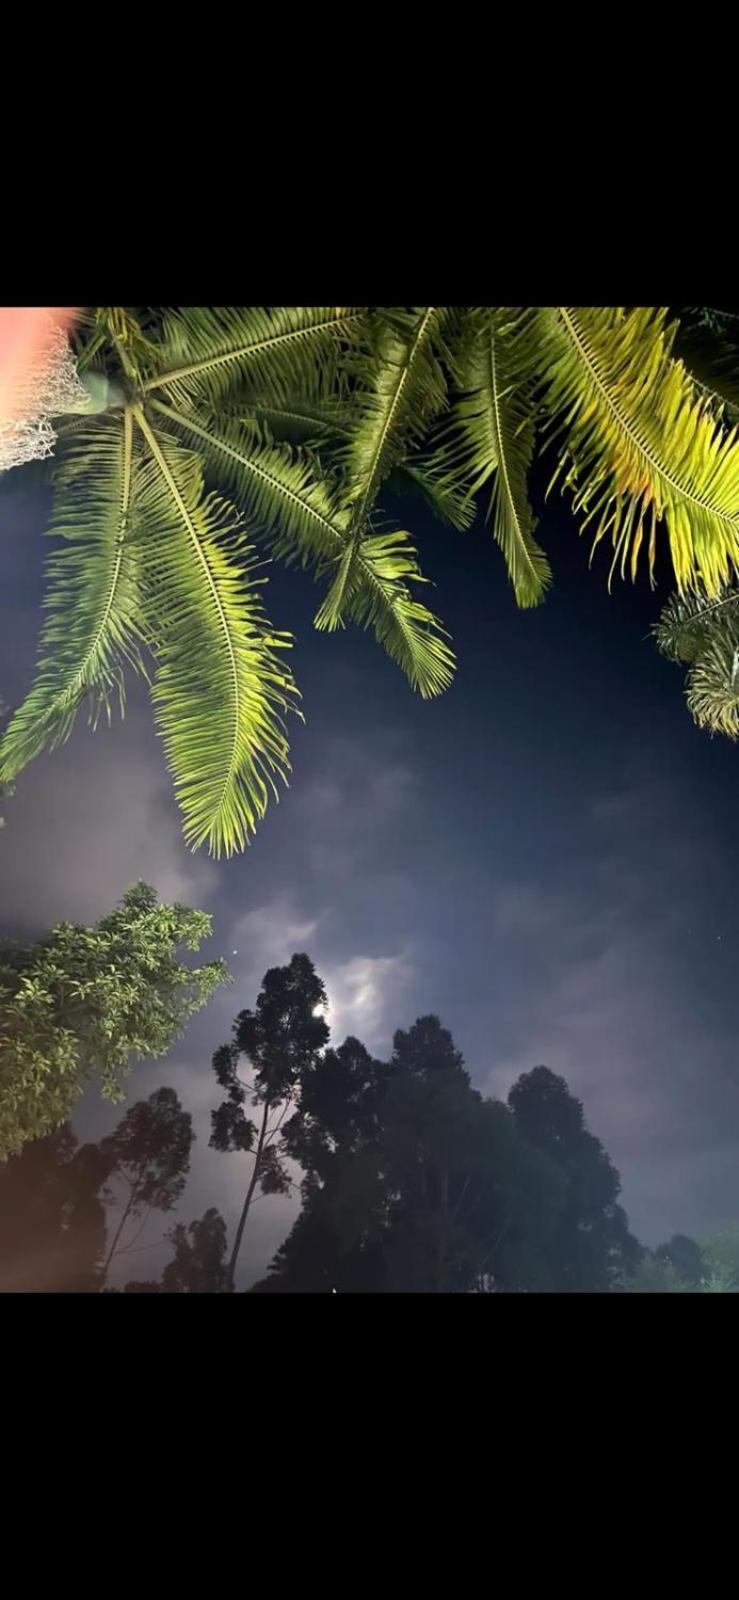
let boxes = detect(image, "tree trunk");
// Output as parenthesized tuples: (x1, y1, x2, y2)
(226, 1099, 271, 1293)
(99, 1185, 137, 1289)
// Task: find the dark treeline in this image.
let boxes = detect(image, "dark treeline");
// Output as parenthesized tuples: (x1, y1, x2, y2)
(0, 952, 722, 1293)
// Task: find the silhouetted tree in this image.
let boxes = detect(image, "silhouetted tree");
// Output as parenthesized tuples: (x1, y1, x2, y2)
(0, 1123, 110, 1291)
(123, 1208, 229, 1293)
(258, 1017, 567, 1294)
(210, 953, 330, 1290)
(508, 1066, 642, 1291)
(379, 1019, 566, 1292)
(258, 1036, 390, 1291)
(98, 1087, 194, 1287)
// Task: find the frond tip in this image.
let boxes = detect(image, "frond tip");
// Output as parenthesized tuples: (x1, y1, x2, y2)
(315, 526, 456, 699)
(0, 412, 147, 782)
(449, 315, 551, 606)
(133, 412, 299, 858)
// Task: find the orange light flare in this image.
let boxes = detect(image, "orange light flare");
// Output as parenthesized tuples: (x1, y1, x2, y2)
(0, 307, 78, 425)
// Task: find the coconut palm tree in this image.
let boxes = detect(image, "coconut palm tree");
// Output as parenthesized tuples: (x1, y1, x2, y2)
(307, 305, 739, 619)
(6, 304, 739, 858)
(0, 307, 454, 858)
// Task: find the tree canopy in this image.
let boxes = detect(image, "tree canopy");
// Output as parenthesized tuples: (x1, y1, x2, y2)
(0, 882, 227, 1158)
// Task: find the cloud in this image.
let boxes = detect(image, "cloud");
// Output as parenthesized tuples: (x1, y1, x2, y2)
(322, 951, 415, 1052)
(0, 707, 216, 935)
(475, 775, 739, 1244)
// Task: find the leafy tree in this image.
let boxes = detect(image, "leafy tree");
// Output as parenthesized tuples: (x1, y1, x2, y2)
(0, 1122, 109, 1291)
(98, 1086, 194, 1285)
(0, 882, 226, 1158)
(123, 1208, 229, 1294)
(628, 1254, 690, 1293)
(508, 1066, 642, 1291)
(701, 1225, 739, 1291)
(655, 1233, 706, 1288)
(210, 953, 329, 1291)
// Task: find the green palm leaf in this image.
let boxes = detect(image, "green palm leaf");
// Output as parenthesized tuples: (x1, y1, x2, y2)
(145, 307, 361, 411)
(655, 586, 739, 738)
(0, 412, 147, 780)
(686, 624, 739, 737)
(338, 307, 453, 521)
(150, 401, 454, 699)
(133, 410, 297, 857)
(533, 306, 739, 596)
(315, 526, 455, 699)
(448, 316, 551, 605)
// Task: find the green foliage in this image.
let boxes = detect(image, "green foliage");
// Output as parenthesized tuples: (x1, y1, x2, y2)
(701, 1225, 739, 1291)
(655, 1232, 706, 1287)
(628, 1254, 690, 1293)
(443, 312, 551, 606)
(0, 306, 455, 855)
(0, 883, 227, 1159)
(655, 587, 739, 739)
(531, 306, 739, 597)
(7, 304, 739, 850)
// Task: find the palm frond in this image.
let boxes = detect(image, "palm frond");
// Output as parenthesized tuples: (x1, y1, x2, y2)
(133, 410, 298, 858)
(389, 455, 476, 533)
(686, 626, 739, 737)
(674, 308, 739, 428)
(314, 525, 455, 698)
(0, 413, 147, 780)
(149, 401, 351, 572)
(445, 315, 551, 605)
(151, 400, 453, 699)
(654, 589, 739, 663)
(144, 307, 362, 411)
(338, 307, 453, 521)
(533, 306, 739, 597)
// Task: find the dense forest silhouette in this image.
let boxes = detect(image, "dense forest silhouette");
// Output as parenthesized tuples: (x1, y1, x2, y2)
(0, 952, 726, 1293)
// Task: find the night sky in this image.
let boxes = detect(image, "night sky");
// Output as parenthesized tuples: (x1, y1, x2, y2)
(3, 455, 739, 1288)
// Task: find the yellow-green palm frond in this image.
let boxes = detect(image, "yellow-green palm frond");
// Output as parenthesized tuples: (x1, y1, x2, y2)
(314, 525, 455, 699)
(338, 307, 453, 522)
(133, 411, 298, 858)
(144, 307, 362, 411)
(533, 306, 739, 597)
(0, 413, 147, 781)
(149, 402, 352, 573)
(444, 313, 551, 605)
(152, 402, 453, 698)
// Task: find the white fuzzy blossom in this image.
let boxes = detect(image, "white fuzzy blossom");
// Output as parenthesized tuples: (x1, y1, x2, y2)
(0, 316, 90, 472)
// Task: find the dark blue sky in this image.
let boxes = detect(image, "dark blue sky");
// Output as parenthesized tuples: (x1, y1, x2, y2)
(3, 459, 739, 1285)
